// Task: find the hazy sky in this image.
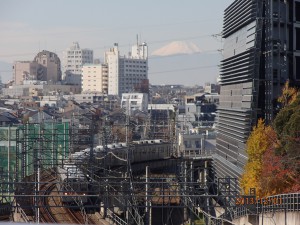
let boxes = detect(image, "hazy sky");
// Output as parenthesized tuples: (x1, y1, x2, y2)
(0, 0, 233, 85)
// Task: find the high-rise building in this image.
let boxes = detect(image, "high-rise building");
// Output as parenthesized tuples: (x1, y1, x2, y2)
(62, 42, 93, 83)
(215, 0, 300, 182)
(105, 42, 148, 96)
(81, 64, 108, 94)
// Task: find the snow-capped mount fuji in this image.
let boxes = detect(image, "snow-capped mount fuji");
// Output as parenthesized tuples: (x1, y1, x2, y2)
(151, 41, 201, 57)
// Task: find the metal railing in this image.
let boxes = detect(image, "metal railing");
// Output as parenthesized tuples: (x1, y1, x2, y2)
(182, 148, 215, 159)
(232, 193, 300, 219)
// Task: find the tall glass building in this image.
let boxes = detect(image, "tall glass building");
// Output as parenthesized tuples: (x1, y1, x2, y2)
(215, 0, 300, 183)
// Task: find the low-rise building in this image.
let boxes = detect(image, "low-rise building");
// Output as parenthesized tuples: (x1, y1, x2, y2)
(121, 93, 148, 115)
(2, 83, 80, 97)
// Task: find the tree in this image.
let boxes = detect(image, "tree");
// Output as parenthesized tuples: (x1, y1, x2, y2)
(242, 82, 300, 197)
(240, 119, 277, 197)
(273, 95, 300, 175)
(277, 80, 298, 107)
(260, 146, 290, 196)
(260, 90, 300, 195)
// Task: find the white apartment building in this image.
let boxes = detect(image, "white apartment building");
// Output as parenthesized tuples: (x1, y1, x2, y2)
(62, 42, 93, 81)
(105, 42, 148, 96)
(121, 93, 148, 115)
(81, 64, 108, 94)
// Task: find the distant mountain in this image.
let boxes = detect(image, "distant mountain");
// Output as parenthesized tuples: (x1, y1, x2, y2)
(151, 41, 201, 57)
(0, 61, 13, 83)
(148, 51, 222, 86)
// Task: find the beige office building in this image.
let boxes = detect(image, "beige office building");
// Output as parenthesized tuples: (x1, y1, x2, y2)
(81, 64, 108, 94)
(13, 61, 39, 85)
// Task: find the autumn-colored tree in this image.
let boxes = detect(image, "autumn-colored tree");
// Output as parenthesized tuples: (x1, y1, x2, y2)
(277, 80, 298, 107)
(240, 119, 277, 197)
(242, 82, 300, 197)
(260, 146, 291, 196)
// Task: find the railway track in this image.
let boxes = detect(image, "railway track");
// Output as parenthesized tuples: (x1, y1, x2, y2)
(37, 171, 82, 224)
(40, 180, 57, 223)
(67, 208, 86, 224)
(17, 169, 98, 224)
(46, 176, 90, 224)
(38, 170, 57, 223)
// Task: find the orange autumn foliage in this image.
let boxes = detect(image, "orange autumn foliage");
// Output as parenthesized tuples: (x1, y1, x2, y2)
(240, 119, 278, 197)
(277, 80, 298, 107)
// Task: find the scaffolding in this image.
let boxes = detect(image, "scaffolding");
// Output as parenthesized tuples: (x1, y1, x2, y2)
(148, 107, 176, 142)
(15, 121, 70, 182)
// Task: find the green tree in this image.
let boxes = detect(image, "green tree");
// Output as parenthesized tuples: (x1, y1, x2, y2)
(274, 95, 300, 171)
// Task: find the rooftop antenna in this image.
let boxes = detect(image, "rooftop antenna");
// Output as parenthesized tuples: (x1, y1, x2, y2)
(136, 34, 140, 57)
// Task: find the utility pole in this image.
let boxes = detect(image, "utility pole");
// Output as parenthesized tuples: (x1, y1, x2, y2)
(145, 166, 151, 225)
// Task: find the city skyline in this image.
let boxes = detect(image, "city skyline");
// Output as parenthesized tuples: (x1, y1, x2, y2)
(0, 0, 233, 85)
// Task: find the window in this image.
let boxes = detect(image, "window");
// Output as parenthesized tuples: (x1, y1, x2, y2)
(296, 56, 300, 80)
(296, 28, 300, 51)
(296, 2, 300, 22)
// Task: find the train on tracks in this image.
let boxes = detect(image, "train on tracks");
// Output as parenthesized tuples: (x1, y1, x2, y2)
(70, 139, 173, 167)
(56, 164, 89, 205)
(56, 140, 172, 206)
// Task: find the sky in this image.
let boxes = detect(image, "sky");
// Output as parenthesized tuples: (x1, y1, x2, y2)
(0, 0, 233, 86)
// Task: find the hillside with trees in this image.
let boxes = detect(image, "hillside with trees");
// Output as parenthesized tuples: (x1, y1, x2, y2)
(241, 82, 300, 197)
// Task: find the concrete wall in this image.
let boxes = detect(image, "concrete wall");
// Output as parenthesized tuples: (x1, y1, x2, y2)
(232, 211, 300, 225)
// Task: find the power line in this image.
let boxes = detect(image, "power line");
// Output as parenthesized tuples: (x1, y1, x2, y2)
(149, 65, 219, 75)
(0, 18, 223, 39)
(148, 49, 220, 60)
(0, 33, 223, 59)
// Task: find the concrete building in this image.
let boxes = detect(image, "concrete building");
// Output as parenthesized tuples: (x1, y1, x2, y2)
(33, 50, 62, 83)
(13, 50, 62, 85)
(13, 61, 39, 85)
(3, 83, 80, 97)
(178, 132, 216, 158)
(62, 42, 93, 84)
(121, 93, 148, 115)
(81, 64, 108, 94)
(105, 42, 148, 96)
(204, 82, 220, 94)
(215, 0, 300, 182)
(63, 93, 110, 104)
